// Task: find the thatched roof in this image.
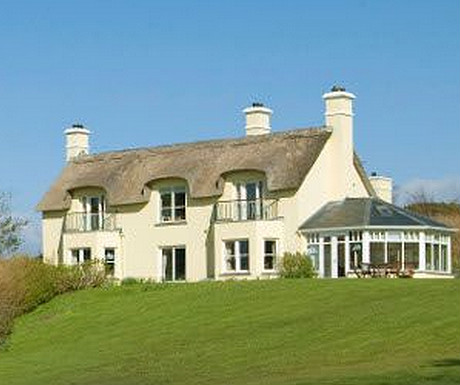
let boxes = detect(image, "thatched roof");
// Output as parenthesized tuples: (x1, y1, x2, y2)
(37, 127, 374, 212)
(300, 198, 451, 231)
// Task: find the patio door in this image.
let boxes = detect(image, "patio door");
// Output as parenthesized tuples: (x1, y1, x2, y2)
(163, 247, 186, 282)
(237, 181, 263, 220)
(82, 196, 105, 231)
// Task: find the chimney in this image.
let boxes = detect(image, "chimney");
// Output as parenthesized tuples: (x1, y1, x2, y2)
(322, 85, 356, 197)
(369, 173, 393, 203)
(64, 124, 90, 162)
(243, 103, 272, 136)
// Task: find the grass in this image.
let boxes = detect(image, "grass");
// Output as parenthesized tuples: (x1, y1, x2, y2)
(0, 279, 459, 385)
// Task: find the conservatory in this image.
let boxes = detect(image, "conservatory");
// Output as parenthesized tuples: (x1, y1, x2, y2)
(300, 198, 453, 278)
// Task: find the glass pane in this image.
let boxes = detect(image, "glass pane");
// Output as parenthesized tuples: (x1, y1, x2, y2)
(433, 245, 440, 270)
(349, 242, 362, 269)
(246, 183, 257, 200)
(404, 243, 419, 270)
(161, 208, 172, 222)
(226, 256, 236, 271)
(338, 243, 346, 277)
(105, 248, 115, 262)
(83, 248, 91, 262)
(90, 214, 100, 230)
(264, 256, 274, 270)
(71, 249, 79, 264)
(324, 244, 331, 277)
(370, 243, 385, 264)
(163, 248, 173, 281)
(90, 197, 99, 214)
(174, 191, 186, 207)
(307, 244, 319, 270)
(264, 240, 275, 255)
(239, 240, 249, 255)
(161, 192, 172, 208)
(175, 248, 186, 281)
(388, 243, 402, 265)
(225, 241, 235, 256)
(240, 256, 249, 271)
(441, 245, 448, 272)
(426, 244, 433, 270)
(175, 207, 186, 221)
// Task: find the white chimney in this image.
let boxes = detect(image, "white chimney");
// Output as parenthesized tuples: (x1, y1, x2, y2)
(243, 103, 272, 136)
(322, 85, 356, 198)
(65, 124, 90, 162)
(369, 173, 393, 203)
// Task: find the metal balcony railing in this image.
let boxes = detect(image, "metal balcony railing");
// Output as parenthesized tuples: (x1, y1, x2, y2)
(64, 212, 119, 233)
(214, 199, 279, 222)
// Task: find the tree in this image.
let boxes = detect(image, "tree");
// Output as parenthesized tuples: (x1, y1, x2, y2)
(405, 194, 460, 273)
(0, 192, 28, 257)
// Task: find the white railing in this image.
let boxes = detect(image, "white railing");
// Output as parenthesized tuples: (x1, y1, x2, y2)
(64, 213, 119, 233)
(214, 199, 279, 222)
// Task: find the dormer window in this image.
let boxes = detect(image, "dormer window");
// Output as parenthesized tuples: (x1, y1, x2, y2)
(160, 187, 186, 223)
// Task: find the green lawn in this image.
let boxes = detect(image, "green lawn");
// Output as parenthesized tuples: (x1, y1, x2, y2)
(0, 279, 459, 385)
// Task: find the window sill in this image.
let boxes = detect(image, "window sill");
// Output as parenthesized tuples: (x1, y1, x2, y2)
(219, 271, 251, 277)
(155, 220, 188, 227)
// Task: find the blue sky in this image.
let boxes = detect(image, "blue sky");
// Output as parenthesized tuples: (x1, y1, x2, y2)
(0, 0, 459, 254)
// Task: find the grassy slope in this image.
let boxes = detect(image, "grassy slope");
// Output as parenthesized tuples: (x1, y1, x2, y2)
(0, 280, 459, 385)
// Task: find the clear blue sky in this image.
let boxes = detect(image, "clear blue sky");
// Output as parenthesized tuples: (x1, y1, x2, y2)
(0, 0, 459, 253)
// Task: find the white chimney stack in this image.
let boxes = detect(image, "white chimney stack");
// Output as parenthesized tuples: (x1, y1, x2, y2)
(369, 173, 393, 203)
(322, 85, 356, 198)
(65, 124, 90, 162)
(244, 103, 272, 136)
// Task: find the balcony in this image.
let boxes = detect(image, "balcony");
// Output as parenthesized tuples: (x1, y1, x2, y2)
(64, 212, 119, 233)
(214, 199, 279, 222)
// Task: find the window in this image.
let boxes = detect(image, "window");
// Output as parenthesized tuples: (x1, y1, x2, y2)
(160, 187, 186, 222)
(71, 248, 91, 264)
(224, 240, 249, 273)
(264, 240, 277, 271)
(104, 248, 115, 276)
(162, 247, 186, 281)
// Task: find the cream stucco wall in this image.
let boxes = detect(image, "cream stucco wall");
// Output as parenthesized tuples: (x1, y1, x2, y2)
(42, 211, 66, 265)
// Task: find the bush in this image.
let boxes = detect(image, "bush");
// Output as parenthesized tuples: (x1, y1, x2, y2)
(279, 252, 316, 279)
(0, 257, 106, 346)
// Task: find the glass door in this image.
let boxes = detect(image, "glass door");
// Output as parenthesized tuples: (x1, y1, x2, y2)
(163, 247, 186, 282)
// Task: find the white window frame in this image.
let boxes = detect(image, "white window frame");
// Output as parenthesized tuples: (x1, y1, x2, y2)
(263, 239, 278, 272)
(159, 187, 187, 223)
(223, 239, 249, 273)
(70, 248, 91, 264)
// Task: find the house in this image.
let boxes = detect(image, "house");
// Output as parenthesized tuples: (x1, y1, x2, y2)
(37, 87, 454, 280)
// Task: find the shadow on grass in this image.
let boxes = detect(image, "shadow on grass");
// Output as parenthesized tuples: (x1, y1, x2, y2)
(431, 358, 460, 367)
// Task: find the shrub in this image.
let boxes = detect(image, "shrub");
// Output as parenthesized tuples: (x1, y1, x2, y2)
(0, 257, 106, 346)
(121, 277, 140, 286)
(279, 252, 316, 279)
